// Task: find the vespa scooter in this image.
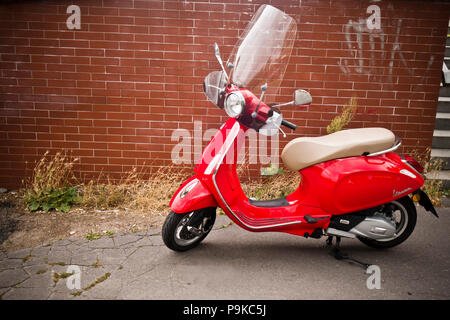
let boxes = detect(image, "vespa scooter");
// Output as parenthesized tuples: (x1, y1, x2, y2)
(162, 4, 438, 253)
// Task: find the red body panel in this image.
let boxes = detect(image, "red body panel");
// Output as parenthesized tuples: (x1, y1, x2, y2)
(298, 152, 424, 215)
(170, 176, 218, 213)
(170, 91, 425, 237)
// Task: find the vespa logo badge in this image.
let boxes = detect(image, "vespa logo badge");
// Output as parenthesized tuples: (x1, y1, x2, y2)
(393, 187, 412, 197)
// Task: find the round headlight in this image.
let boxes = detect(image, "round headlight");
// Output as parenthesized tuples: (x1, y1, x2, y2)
(224, 91, 245, 118)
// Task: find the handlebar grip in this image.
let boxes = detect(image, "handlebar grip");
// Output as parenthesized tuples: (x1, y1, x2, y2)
(281, 119, 297, 131)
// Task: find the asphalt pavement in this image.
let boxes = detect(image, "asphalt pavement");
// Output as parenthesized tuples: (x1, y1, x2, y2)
(0, 206, 449, 300)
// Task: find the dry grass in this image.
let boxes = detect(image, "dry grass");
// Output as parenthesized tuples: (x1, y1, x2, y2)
(241, 171, 300, 200)
(21, 151, 191, 215)
(80, 166, 189, 214)
(80, 168, 139, 209)
(21, 150, 303, 215)
(22, 151, 78, 199)
(407, 147, 444, 207)
(326, 96, 358, 134)
(238, 162, 300, 200)
(22, 151, 80, 212)
(422, 160, 444, 207)
(129, 167, 190, 212)
(80, 162, 300, 212)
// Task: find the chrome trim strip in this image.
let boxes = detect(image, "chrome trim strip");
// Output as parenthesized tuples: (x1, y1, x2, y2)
(210, 121, 302, 230)
(233, 209, 297, 226)
(366, 139, 402, 157)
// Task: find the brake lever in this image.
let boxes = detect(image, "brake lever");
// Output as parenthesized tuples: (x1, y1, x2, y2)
(271, 120, 286, 138)
(270, 101, 294, 109)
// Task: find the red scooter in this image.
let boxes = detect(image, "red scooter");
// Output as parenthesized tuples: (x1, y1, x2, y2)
(162, 5, 438, 253)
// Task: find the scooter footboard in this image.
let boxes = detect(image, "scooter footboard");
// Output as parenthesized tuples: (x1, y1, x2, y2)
(169, 176, 218, 214)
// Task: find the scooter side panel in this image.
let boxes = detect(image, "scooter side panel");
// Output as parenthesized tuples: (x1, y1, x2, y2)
(169, 176, 218, 214)
(194, 119, 333, 233)
(299, 152, 424, 215)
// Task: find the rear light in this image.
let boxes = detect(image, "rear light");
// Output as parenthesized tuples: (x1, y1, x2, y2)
(401, 154, 424, 173)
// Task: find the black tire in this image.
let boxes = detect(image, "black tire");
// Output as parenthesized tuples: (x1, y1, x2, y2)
(357, 196, 417, 249)
(162, 207, 216, 252)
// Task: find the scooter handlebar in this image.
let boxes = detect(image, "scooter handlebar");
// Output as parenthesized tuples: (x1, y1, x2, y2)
(281, 119, 296, 131)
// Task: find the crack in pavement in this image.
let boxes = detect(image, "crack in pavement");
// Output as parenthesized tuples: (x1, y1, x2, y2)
(1, 207, 450, 300)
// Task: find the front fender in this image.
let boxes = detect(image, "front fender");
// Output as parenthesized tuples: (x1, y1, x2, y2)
(169, 176, 218, 214)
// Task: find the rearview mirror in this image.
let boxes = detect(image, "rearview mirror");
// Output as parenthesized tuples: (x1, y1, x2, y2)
(294, 89, 312, 106)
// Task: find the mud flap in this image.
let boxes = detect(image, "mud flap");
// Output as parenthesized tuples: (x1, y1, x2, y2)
(413, 189, 439, 218)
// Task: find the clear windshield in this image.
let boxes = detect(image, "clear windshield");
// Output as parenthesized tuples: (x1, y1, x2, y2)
(203, 70, 227, 108)
(227, 5, 297, 101)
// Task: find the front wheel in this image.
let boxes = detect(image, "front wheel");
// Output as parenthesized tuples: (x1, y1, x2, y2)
(162, 207, 216, 252)
(357, 196, 417, 249)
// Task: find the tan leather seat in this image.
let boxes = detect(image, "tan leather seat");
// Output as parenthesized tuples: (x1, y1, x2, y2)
(281, 128, 396, 171)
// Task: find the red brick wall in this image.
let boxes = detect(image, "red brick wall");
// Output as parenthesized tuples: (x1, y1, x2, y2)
(0, 0, 449, 188)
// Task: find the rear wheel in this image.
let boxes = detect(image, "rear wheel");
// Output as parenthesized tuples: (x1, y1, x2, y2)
(162, 207, 216, 252)
(357, 196, 416, 249)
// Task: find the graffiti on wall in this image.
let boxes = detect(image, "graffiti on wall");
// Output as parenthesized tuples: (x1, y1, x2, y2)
(338, 4, 435, 82)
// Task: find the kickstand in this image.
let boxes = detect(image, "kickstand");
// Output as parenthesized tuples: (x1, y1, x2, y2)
(327, 236, 371, 269)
